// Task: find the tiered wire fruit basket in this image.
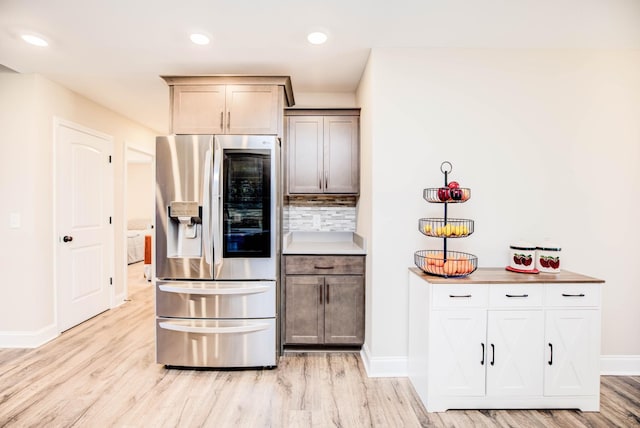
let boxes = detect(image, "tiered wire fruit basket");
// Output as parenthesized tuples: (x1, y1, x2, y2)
(415, 161, 478, 278)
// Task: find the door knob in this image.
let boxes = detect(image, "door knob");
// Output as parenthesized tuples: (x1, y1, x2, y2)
(63, 236, 73, 242)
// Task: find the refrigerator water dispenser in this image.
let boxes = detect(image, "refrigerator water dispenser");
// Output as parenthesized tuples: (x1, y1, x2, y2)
(167, 201, 202, 258)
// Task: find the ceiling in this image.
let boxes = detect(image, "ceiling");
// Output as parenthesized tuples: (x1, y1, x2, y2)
(1, 0, 639, 134)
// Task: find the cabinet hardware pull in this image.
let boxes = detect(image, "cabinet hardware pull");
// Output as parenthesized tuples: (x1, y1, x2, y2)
(314, 266, 334, 270)
(319, 175, 322, 190)
(506, 294, 529, 298)
(490, 344, 495, 366)
(325, 171, 328, 189)
(227, 111, 231, 130)
(561, 293, 585, 297)
(481, 343, 485, 365)
(449, 294, 472, 298)
(319, 285, 323, 304)
(326, 284, 330, 304)
(548, 343, 553, 365)
(220, 111, 223, 129)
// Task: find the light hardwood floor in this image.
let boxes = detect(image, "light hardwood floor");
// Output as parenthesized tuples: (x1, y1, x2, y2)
(0, 263, 638, 427)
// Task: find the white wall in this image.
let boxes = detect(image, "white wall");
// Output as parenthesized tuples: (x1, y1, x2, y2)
(293, 92, 358, 108)
(127, 162, 154, 223)
(357, 48, 640, 374)
(0, 73, 157, 346)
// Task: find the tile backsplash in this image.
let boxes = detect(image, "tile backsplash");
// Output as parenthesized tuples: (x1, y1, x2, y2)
(283, 196, 358, 232)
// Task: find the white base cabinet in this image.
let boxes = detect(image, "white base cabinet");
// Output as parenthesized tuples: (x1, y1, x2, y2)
(408, 268, 603, 413)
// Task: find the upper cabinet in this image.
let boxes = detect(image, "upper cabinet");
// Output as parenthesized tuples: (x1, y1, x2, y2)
(285, 109, 360, 195)
(162, 76, 295, 135)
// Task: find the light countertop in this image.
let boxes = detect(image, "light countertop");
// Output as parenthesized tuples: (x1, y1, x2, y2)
(282, 231, 366, 255)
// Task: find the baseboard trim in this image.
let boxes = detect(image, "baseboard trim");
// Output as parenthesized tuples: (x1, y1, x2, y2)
(601, 355, 640, 375)
(0, 324, 59, 348)
(360, 343, 407, 377)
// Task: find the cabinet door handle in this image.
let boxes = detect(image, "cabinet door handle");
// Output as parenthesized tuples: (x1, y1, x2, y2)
(326, 284, 330, 304)
(227, 111, 231, 130)
(319, 175, 322, 190)
(319, 285, 323, 304)
(481, 343, 485, 365)
(325, 171, 328, 189)
(506, 294, 529, 298)
(220, 111, 223, 130)
(314, 266, 334, 270)
(548, 343, 553, 365)
(490, 344, 495, 366)
(561, 293, 585, 297)
(449, 294, 472, 298)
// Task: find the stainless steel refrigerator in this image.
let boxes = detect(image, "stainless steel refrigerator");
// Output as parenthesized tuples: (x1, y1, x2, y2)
(155, 134, 280, 368)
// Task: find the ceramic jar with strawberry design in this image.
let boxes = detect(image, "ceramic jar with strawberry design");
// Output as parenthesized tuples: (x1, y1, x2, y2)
(536, 243, 561, 273)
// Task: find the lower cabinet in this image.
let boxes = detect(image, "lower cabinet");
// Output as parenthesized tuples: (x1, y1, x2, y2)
(284, 255, 365, 346)
(408, 272, 602, 412)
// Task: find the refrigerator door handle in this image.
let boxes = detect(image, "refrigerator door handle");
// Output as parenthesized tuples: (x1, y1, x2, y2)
(212, 138, 223, 270)
(158, 321, 270, 335)
(202, 148, 213, 268)
(158, 284, 271, 295)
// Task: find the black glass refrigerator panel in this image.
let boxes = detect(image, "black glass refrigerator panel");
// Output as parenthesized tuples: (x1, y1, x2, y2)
(223, 150, 271, 258)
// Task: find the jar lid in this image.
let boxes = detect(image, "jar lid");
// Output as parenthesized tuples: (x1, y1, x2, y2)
(537, 240, 561, 251)
(510, 241, 536, 251)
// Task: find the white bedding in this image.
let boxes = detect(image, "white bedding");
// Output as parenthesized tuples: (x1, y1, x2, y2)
(127, 219, 152, 265)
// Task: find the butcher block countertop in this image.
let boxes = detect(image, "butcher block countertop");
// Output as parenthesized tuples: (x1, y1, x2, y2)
(409, 267, 604, 284)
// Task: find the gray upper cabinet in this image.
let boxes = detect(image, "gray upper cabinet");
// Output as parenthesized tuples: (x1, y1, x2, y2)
(286, 109, 360, 195)
(162, 76, 295, 135)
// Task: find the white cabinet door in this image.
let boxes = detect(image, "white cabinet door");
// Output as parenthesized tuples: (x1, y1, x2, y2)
(544, 309, 600, 396)
(429, 310, 487, 396)
(486, 310, 544, 396)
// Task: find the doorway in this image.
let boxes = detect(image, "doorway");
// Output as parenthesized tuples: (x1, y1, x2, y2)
(55, 119, 114, 332)
(123, 144, 155, 299)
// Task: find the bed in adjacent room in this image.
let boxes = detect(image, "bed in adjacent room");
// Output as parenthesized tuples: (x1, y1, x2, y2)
(127, 218, 152, 264)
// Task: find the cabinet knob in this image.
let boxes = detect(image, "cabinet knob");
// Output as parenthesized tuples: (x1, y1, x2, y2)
(63, 235, 73, 242)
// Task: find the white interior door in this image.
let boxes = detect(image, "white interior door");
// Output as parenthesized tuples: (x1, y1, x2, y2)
(56, 120, 113, 332)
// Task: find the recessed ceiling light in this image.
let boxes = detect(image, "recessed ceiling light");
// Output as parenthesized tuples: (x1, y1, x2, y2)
(21, 34, 48, 47)
(307, 31, 328, 45)
(190, 33, 210, 45)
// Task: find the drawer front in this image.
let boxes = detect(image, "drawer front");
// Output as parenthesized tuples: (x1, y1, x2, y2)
(545, 283, 601, 307)
(156, 317, 276, 367)
(156, 280, 276, 318)
(489, 284, 543, 308)
(285, 255, 365, 275)
(432, 285, 488, 308)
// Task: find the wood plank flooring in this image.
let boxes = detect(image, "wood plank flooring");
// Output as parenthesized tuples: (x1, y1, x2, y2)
(0, 262, 638, 427)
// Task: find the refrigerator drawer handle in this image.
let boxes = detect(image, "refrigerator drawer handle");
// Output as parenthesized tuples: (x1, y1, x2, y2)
(158, 322, 270, 335)
(158, 284, 270, 295)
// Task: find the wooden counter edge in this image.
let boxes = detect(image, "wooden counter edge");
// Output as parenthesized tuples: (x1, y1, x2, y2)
(409, 267, 604, 284)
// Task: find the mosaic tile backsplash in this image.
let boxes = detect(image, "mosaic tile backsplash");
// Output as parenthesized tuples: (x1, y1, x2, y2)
(284, 205, 356, 232)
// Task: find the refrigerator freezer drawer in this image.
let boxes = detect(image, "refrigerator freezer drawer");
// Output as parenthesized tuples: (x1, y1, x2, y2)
(156, 280, 276, 318)
(156, 318, 277, 368)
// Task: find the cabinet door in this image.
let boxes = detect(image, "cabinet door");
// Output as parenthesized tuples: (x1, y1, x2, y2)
(429, 310, 487, 396)
(323, 116, 359, 194)
(324, 275, 364, 345)
(225, 85, 279, 135)
(287, 116, 324, 193)
(172, 85, 226, 134)
(544, 309, 600, 396)
(284, 276, 324, 344)
(486, 310, 544, 397)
